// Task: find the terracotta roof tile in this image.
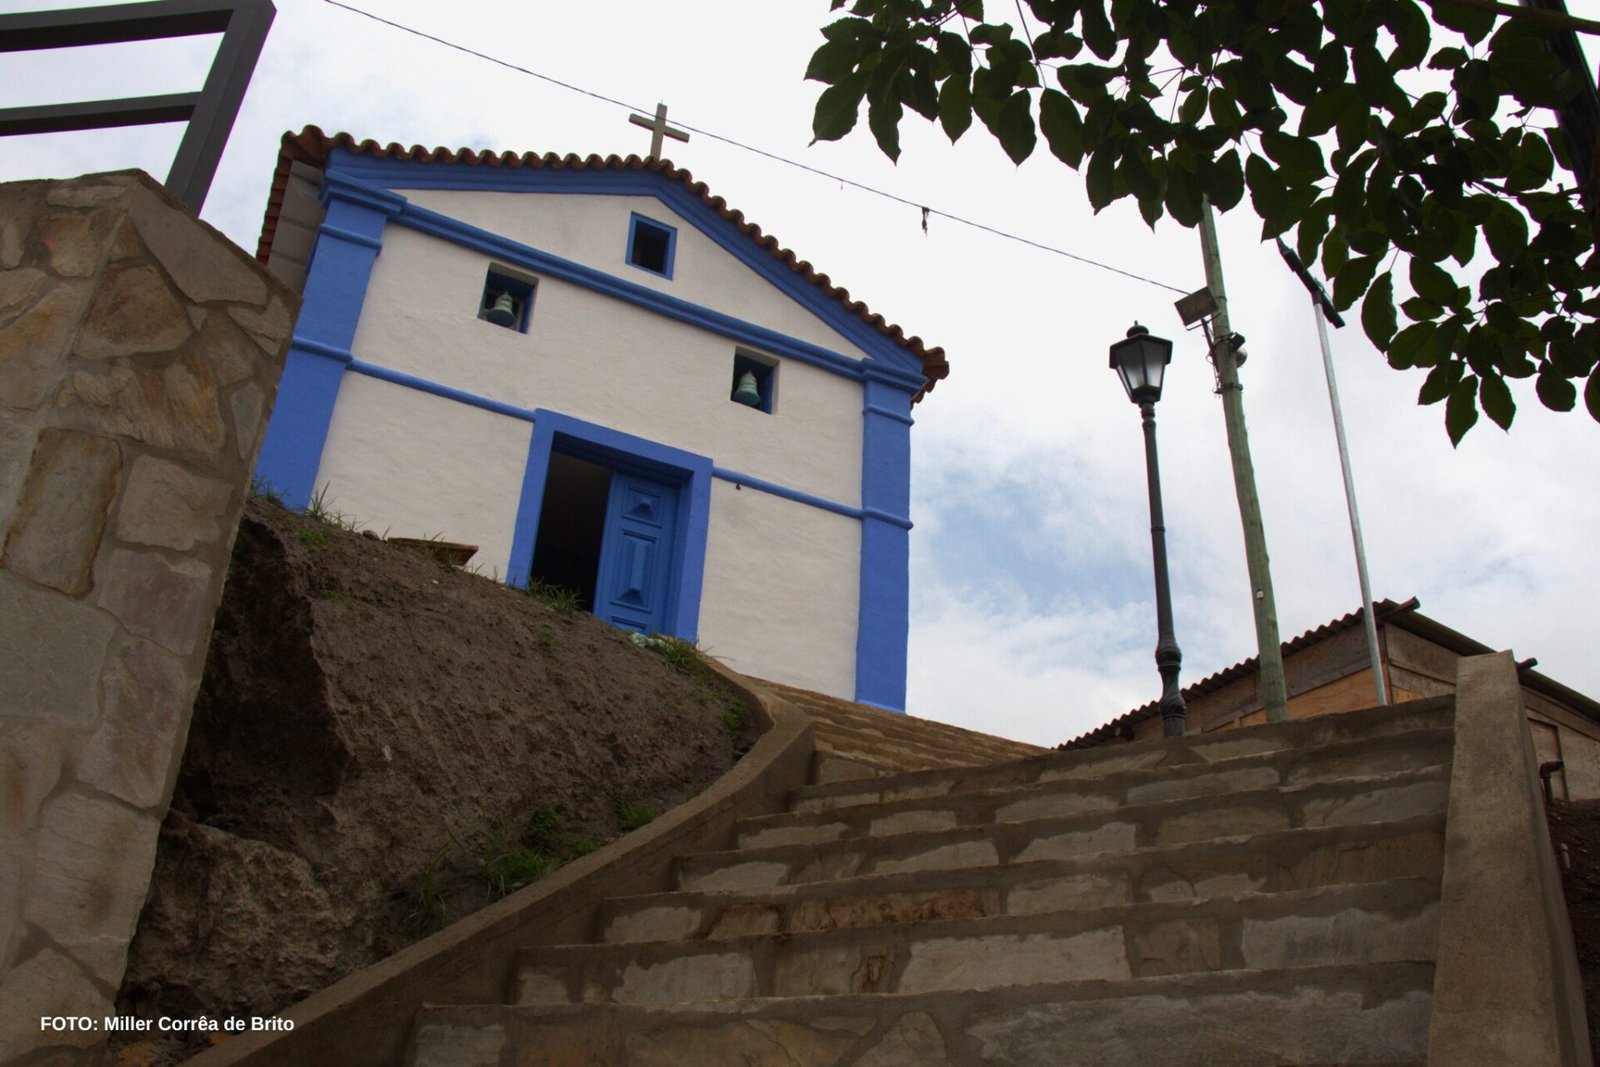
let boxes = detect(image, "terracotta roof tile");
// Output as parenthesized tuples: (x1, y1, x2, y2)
(256, 126, 948, 398)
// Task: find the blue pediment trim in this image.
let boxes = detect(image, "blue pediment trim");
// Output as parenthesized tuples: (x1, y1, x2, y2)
(323, 152, 929, 383)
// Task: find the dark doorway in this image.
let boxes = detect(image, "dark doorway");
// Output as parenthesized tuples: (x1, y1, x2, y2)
(526, 452, 610, 610)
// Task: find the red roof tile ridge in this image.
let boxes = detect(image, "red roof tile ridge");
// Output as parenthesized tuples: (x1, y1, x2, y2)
(256, 126, 946, 397)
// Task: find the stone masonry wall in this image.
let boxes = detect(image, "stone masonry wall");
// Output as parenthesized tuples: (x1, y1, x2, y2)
(0, 171, 297, 1065)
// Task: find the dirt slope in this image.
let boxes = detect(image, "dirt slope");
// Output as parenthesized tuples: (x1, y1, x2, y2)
(115, 494, 753, 1055)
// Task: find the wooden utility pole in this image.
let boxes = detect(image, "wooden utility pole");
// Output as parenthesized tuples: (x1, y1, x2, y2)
(1198, 200, 1290, 722)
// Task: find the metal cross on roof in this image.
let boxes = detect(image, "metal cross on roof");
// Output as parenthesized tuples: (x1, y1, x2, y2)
(629, 102, 689, 160)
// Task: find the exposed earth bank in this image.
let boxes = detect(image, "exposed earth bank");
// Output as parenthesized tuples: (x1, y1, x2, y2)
(114, 494, 755, 1061)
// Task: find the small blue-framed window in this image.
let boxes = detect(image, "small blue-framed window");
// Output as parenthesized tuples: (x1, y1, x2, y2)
(626, 214, 676, 279)
(479, 267, 535, 332)
(731, 351, 777, 414)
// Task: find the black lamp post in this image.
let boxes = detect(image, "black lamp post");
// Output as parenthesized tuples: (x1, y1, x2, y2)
(1110, 324, 1186, 737)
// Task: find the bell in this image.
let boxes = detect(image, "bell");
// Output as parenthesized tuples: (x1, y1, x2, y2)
(732, 369, 762, 407)
(486, 291, 517, 327)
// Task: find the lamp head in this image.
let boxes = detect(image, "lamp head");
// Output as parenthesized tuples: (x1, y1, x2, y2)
(1109, 323, 1174, 405)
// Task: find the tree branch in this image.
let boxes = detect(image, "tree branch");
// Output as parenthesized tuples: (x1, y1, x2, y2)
(1419, 0, 1600, 36)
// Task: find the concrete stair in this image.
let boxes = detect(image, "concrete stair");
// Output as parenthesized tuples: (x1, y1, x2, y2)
(405, 699, 1458, 1065)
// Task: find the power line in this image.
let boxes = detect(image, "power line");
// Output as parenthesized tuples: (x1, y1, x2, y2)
(321, 0, 1191, 296)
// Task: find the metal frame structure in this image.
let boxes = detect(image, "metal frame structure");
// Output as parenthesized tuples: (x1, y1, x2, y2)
(0, 0, 275, 214)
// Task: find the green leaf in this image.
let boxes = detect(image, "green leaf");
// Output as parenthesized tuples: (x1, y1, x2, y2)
(1401, 296, 1442, 320)
(1332, 253, 1379, 312)
(1445, 374, 1480, 445)
(1165, 163, 1202, 227)
(1408, 258, 1458, 306)
(980, 90, 1037, 164)
(1536, 363, 1574, 412)
(1261, 131, 1326, 181)
(1479, 372, 1515, 431)
(812, 74, 868, 142)
(1484, 202, 1529, 260)
(1362, 270, 1397, 348)
(1433, 0, 1496, 44)
(1428, 45, 1467, 71)
(1245, 153, 1286, 222)
(1039, 89, 1085, 167)
(1086, 143, 1118, 211)
(867, 94, 904, 162)
(1383, 0, 1430, 70)
(1391, 321, 1438, 369)
(1300, 85, 1355, 138)
(1081, 0, 1117, 60)
(1206, 149, 1245, 211)
(1179, 86, 1208, 126)
(806, 39, 861, 84)
(1418, 359, 1461, 404)
(938, 75, 974, 142)
(1208, 85, 1242, 133)
(1587, 368, 1600, 423)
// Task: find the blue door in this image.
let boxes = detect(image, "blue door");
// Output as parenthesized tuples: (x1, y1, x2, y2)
(594, 472, 680, 635)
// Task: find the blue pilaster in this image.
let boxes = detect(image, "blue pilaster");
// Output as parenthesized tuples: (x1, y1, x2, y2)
(254, 173, 405, 507)
(855, 371, 916, 711)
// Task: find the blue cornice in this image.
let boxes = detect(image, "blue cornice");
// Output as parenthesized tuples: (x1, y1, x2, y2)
(322, 153, 929, 384)
(322, 169, 407, 216)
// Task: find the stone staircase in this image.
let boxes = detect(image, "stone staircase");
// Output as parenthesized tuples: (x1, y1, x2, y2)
(404, 698, 1457, 1065)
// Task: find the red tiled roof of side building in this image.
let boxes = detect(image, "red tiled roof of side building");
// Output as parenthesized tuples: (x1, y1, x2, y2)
(255, 126, 949, 399)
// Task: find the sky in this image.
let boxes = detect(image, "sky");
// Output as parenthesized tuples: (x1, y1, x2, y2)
(3, 0, 1596, 746)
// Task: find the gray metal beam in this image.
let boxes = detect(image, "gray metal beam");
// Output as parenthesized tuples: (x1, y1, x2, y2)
(0, 0, 275, 214)
(0, 94, 201, 136)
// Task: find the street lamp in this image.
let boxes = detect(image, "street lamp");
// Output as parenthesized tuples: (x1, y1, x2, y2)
(1110, 324, 1186, 737)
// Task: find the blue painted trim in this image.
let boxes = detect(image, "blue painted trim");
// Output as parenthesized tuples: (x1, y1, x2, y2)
(710, 467, 911, 530)
(507, 409, 710, 641)
(626, 212, 676, 279)
(318, 223, 383, 252)
(322, 156, 929, 383)
(347, 361, 538, 422)
(854, 379, 915, 711)
(864, 403, 915, 426)
(387, 198, 927, 392)
(321, 169, 407, 216)
(292, 336, 355, 364)
(254, 188, 390, 509)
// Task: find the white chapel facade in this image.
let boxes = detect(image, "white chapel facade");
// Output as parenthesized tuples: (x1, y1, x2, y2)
(252, 127, 947, 710)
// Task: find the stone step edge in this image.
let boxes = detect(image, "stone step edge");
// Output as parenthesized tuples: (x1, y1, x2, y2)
(787, 712, 1454, 810)
(803, 693, 1453, 774)
(596, 813, 1445, 940)
(757, 680, 1049, 752)
(774, 728, 1454, 825)
(680, 763, 1452, 883)
(811, 733, 1039, 771)
(419, 957, 1435, 1026)
(515, 876, 1441, 975)
(413, 961, 1435, 1067)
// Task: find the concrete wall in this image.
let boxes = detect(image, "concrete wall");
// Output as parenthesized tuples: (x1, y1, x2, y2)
(0, 171, 296, 1064)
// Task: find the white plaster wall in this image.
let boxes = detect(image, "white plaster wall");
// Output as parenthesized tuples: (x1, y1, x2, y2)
(351, 226, 865, 506)
(403, 189, 875, 361)
(700, 480, 859, 699)
(314, 373, 532, 575)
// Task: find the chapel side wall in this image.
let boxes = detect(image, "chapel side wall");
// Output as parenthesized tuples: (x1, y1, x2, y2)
(313, 374, 533, 572)
(699, 481, 862, 698)
(0, 172, 296, 1065)
(347, 228, 866, 507)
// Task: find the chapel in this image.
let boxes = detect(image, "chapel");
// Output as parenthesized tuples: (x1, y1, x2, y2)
(252, 126, 947, 710)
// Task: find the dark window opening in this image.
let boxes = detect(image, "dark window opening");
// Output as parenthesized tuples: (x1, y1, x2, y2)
(627, 215, 675, 277)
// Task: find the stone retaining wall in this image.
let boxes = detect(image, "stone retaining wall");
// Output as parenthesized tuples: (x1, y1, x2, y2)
(0, 171, 297, 1065)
